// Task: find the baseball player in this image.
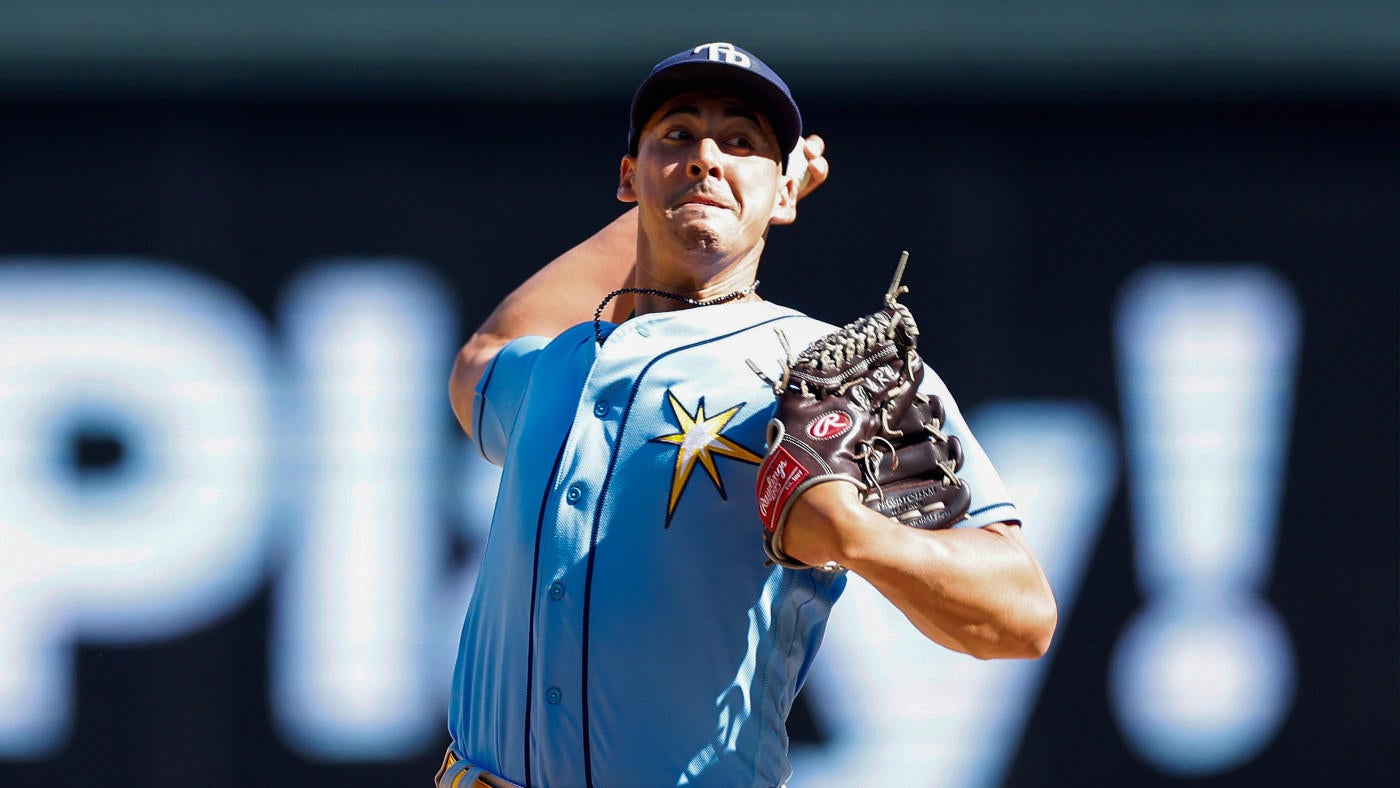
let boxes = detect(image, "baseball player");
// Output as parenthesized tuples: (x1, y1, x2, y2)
(443, 42, 1056, 787)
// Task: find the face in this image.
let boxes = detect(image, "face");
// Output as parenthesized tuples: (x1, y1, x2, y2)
(618, 90, 797, 265)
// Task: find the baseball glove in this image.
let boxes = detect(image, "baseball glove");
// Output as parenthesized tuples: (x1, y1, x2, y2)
(750, 252, 970, 569)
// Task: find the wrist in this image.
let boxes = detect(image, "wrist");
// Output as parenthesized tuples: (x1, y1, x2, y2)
(784, 480, 878, 567)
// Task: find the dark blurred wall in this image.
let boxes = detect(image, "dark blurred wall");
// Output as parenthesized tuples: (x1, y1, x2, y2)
(0, 92, 1394, 787)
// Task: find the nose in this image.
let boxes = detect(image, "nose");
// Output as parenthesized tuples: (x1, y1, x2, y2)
(687, 137, 723, 180)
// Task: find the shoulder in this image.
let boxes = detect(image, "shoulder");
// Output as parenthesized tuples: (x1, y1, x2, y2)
(738, 301, 836, 343)
(479, 324, 596, 403)
(498, 323, 597, 366)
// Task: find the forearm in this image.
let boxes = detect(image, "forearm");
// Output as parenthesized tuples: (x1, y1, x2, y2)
(785, 483, 1057, 659)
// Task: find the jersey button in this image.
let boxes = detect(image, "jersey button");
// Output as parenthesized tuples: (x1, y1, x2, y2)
(565, 485, 583, 505)
(546, 687, 562, 705)
(593, 400, 609, 417)
(549, 582, 565, 600)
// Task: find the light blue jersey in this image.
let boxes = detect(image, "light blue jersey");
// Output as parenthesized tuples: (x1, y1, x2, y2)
(450, 300, 1019, 787)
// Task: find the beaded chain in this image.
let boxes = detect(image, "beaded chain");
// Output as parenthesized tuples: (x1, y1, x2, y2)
(593, 281, 759, 345)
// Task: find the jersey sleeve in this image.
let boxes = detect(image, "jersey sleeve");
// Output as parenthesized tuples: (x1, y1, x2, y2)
(920, 369, 1022, 529)
(472, 335, 551, 466)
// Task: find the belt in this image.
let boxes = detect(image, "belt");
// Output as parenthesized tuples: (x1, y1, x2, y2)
(435, 747, 525, 788)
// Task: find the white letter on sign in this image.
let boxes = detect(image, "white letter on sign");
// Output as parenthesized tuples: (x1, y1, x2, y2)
(270, 262, 456, 759)
(0, 260, 274, 758)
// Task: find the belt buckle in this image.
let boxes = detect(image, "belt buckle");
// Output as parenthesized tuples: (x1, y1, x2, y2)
(436, 748, 499, 788)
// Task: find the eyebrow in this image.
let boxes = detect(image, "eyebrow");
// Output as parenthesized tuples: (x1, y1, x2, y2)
(658, 103, 764, 129)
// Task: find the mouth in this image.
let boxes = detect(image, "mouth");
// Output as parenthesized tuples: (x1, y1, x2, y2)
(673, 192, 732, 211)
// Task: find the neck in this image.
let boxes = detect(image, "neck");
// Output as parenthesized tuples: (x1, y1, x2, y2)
(631, 242, 765, 317)
(631, 276, 761, 315)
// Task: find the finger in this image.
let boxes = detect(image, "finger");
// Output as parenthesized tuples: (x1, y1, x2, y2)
(803, 156, 829, 194)
(785, 143, 810, 194)
(797, 135, 829, 200)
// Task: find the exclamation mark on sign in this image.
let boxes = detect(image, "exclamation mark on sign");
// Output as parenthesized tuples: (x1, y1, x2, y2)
(1111, 265, 1300, 776)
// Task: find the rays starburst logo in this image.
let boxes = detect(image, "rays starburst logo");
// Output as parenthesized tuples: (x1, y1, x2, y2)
(651, 391, 764, 527)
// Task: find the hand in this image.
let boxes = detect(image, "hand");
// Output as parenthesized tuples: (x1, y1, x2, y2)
(791, 134, 828, 202)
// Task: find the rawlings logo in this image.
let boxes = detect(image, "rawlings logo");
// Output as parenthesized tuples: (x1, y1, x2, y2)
(757, 447, 807, 530)
(807, 410, 853, 440)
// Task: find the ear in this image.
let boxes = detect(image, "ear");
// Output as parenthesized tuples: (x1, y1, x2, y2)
(617, 157, 638, 203)
(768, 165, 799, 225)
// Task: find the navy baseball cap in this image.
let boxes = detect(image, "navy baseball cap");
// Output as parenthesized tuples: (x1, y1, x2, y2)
(627, 42, 802, 169)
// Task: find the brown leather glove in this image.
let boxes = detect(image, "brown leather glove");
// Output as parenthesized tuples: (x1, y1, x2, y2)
(751, 255, 970, 569)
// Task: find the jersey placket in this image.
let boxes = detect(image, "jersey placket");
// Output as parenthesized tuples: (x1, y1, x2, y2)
(526, 325, 638, 785)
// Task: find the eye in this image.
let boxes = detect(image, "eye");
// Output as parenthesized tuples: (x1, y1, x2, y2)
(663, 128, 694, 141)
(725, 134, 755, 150)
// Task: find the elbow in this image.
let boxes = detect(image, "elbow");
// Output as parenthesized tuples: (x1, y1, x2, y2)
(995, 525, 1059, 659)
(967, 587, 1058, 661)
(448, 351, 474, 436)
(1021, 603, 1057, 659)
(449, 331, 511, 437)
(1007, 589, 1058, 660)
(449, 337, 495, 437)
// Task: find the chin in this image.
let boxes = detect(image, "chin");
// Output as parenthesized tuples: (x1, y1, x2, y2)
(673, 223, 727, 253)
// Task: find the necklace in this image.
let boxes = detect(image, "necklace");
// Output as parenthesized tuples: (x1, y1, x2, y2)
(593, 281, 760, 345)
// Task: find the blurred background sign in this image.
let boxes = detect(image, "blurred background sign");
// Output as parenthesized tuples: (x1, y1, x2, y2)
(0, 2, 1396, 787)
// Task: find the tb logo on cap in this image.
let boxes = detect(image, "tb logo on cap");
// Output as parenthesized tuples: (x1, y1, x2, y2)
(693, 42, 751, 68)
